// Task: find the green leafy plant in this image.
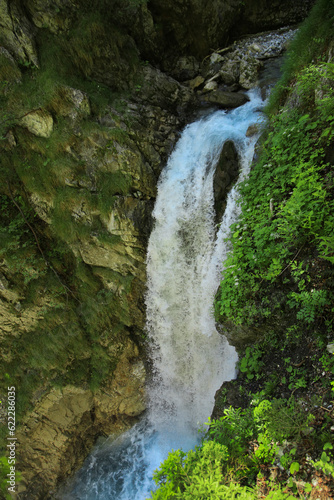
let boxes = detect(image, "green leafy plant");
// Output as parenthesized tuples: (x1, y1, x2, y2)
(239, 347, 264, 380)
(311, 443, 334, 477)
(289, 461, 300, 475)
(216, 60, 334, 327)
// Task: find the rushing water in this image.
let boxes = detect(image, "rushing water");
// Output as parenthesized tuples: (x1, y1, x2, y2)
(58, 89, 265, 500)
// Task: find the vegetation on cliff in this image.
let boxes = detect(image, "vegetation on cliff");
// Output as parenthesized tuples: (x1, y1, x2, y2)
(150, 0, 334, 498)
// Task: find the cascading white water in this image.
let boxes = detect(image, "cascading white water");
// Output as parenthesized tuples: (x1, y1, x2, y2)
(58, 89, 265, 500)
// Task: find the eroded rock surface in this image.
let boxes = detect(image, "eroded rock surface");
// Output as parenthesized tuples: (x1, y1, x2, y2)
(16, 340, 145, 498)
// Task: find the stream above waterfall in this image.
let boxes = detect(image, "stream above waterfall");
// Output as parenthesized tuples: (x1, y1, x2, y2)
(57, 89, 265, 500)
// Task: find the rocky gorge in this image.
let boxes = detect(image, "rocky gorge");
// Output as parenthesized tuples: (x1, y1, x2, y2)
(0, 0, 321, 498)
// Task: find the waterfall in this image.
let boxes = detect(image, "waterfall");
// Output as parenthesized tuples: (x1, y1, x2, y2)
(58, 89, 265, 500)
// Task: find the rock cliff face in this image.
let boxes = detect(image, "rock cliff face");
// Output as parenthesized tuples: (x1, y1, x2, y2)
(146, 0, 315, 66)
(16, 340, 145, 498)
(0, 0, 315, 497)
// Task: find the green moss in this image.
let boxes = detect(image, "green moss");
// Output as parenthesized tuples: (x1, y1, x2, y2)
(0, 54, 21, 86)
(51, 187, 92, 242)
(96, 171, 131, 215)
(65, 14, 104, 78)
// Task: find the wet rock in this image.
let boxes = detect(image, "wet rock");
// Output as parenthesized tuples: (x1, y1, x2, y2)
(258, 55, 285, 95)
(246, 124, 260, 137)
(200, 90, 249, 109)
(96, 341, 146, 421)
(213, 141, 240, 224)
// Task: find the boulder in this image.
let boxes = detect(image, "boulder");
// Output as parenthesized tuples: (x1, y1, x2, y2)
(327, 343, 334, 355)
(134, 65, 195, 115)
(246, 123, 260, 137)
(200, 90, 249, 109)
(20, 109, 53, 138)
(239, 56, 263, 89)
(219, 58, 240, 86)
